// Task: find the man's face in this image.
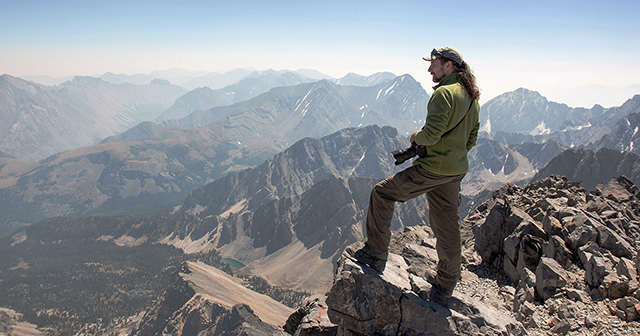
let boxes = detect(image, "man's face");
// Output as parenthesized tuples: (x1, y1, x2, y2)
(428, 58, 448, 83)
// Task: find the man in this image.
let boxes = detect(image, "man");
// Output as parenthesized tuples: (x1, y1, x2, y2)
(354, 47, 480, 300)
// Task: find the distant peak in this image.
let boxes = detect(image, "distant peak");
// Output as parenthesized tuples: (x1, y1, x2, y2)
(150, 78, 172, 85)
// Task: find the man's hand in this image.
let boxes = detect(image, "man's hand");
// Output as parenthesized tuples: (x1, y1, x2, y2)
(410, 131, 418, 144)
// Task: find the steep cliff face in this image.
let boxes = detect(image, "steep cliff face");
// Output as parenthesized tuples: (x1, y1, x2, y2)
(133, 261, 292, 336)
(483, 91, 640, 149)
(531, 147, 640, 191)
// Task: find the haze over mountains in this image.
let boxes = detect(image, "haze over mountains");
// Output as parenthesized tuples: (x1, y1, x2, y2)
(0, 72, 429, 236)
(2, 67, 640, 334)
(0, 75, 186, 160)
(2, 68, 640, 236)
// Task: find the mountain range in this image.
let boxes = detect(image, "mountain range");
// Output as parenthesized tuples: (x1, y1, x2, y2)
(0, 74, 429, 236)
(0, 75, 186, 161)
(3, 71, 640, 238)
(3, 69, 398, 162)
(153, 70, 319, 122)
(153, 70, 396, 123)
(2, 67, 640, 335)
(483, 88, 640, 149)
(4, 122, 640, 334)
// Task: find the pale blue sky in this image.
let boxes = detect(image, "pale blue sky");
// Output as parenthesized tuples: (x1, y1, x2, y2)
(1, 0, 639, 107)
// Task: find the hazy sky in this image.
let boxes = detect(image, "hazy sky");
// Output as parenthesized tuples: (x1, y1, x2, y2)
(2, 0, 639, 107)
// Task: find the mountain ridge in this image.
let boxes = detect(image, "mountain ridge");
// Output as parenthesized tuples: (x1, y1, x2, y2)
(0, 74, 186, 161)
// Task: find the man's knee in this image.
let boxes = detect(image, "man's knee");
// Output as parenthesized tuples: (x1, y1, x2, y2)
(371, 178, 397, 201)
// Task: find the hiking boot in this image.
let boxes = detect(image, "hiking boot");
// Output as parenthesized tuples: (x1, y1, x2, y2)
(430, 284, 453, 301)
(353, 244, 386, 273)
(424, 269, 453, 301)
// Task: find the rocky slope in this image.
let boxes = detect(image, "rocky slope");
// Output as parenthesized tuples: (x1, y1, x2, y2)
(132, 261, 293, 336)
(469, 175, 640, 334)
(154, 70, 318, 122)
(590, 108, 640, 155)
(482, 89, 640, 149)
(323, 175, 640, 335)
(163, 74, 430, 141)
(332, 72, 397, 87)
(531, 147, 640, 191)
(0, 125, 408, 237)
(0, 75, 186, 161)
(0, 126, 238, 235)
(464, 138, 537, 196)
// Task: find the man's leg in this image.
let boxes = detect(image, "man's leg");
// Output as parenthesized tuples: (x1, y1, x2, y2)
(426, 174, 464, 292)
(365, 166, 458, 261)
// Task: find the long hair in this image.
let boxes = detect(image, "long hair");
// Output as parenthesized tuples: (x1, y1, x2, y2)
(449, 60, 480, 101)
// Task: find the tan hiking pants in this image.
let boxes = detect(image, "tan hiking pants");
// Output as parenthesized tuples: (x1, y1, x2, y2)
(365, 165, 465, 291)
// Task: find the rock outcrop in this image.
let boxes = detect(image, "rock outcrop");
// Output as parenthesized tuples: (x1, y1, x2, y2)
(326, 237, 527, 335)
(284, 296, 338, 336)
(467, 175, 640, 334)
(324, 175, 640, 335)
(132, 261, 293, 336)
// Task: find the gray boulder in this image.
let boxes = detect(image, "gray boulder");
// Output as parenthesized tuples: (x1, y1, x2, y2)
(284, 296, 338, 336)
(326, 244, 526, 336)
(542, 235, 572, 269)
(513, 267, 536, 312)
(595, 222, 635, 259)
(535, 257, 570, 300)
(585, 254, 607, 288)
(474, 198, 535, 265)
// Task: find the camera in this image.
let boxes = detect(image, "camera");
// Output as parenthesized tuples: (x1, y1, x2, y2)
(391, 142, 425, 165)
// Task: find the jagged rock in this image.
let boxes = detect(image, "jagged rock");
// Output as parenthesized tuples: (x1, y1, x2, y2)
(542, 235, 572, 269)
(504, 256, 519, 283)
(535, 257, 569, 300)
(602, 176, 640, 202)
(617, 257, 639, 288)
(474, 198, 534, 265)
(585, 254, 607, 288)
(402, 243, 439, 279)
(514, 268, 536, 312)
(284, 296, 338, 336)
(566, 288, 591, 303)
(543, 211, 563, 238)
(549, 319, 571, 335)
(595, 221, 636, 259)
(577, 241, 600, 266)
(326, 243, 526, 336)
(604, 273, 630, 299)
(562, 213, 600, 251)
(200, 304, 289, 336)
(615, 297, 640, 321)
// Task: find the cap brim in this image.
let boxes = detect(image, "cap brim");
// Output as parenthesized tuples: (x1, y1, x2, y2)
(422, 56, 437, 62)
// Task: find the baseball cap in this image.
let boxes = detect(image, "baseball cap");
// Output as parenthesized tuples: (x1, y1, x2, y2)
(423, 47, 464, 65)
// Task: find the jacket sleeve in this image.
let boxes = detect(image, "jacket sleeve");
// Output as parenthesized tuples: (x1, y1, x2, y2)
(466, 100, 480, 151)
(467, 119, 480, 151)
(412, 88, 452, 146)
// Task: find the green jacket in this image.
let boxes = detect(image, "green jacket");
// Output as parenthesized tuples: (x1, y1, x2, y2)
(412, 73, 480, 176)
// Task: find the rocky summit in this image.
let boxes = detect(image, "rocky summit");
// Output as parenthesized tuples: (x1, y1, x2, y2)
(322, 175, 640, 335)
(325, 234, 526, 336)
